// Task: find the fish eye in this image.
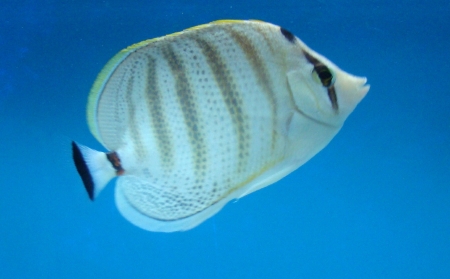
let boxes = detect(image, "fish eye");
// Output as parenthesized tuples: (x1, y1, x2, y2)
(313, 65, 334, 87)
(302, 50, 335, 88)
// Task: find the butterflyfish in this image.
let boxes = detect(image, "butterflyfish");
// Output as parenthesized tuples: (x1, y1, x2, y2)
(72, 20, 369, 232)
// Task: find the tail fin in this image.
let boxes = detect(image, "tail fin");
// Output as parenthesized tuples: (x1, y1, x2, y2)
(71, 141, 116, 200)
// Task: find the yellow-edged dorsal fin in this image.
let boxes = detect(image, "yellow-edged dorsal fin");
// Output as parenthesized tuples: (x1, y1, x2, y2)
(87, 19, 267, 141)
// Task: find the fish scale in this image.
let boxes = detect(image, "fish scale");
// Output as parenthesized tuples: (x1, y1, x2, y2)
(72, 20, 369, 232)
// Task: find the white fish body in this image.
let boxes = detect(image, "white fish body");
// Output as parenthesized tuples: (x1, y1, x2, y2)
(72, 20, 369, 232)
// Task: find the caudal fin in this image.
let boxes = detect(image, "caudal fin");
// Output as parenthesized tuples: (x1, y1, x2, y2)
(71, 141, 116, 200)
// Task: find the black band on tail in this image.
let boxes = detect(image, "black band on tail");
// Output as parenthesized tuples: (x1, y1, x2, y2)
(72, 141, 95, 200)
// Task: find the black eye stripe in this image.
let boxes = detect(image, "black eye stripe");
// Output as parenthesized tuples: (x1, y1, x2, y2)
(280, 27, 295, 43)
(327, 86, 338, 111)
(303, 51, 333, 87)
(302, 50, 338, 110)
(315, 65, 333, 85)
(313, 64, 333, 87)
(302, 50, 320, 65)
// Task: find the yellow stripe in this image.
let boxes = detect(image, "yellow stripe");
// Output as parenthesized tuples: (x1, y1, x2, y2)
(211, 19, 265, 25)
(87, 53, 128, 142)
(186, 19, 264, 32)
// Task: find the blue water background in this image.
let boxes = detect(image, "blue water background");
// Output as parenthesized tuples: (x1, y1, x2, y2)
(1, 0, 449, 278)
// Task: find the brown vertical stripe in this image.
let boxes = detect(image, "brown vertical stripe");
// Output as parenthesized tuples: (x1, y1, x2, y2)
(228, 28, 278, 150)
(194, 34, 249, 173)
(161, 43, 207, 176)
(144, 55, 174, 169)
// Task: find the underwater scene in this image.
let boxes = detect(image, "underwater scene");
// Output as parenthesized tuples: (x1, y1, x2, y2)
(1, 0, 449, 278)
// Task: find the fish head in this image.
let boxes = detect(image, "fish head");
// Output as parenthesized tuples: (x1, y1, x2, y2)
(286, 44, 369, 127)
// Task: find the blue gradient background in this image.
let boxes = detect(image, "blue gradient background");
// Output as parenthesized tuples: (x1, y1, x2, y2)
(1, 0, 449, 278)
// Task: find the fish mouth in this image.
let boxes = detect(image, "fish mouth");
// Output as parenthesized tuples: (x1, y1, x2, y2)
(358, 77, 370, 97)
